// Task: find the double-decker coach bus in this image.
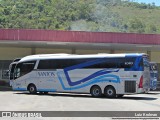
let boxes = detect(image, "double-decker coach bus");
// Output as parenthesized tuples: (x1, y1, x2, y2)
(9, 53, 150, 98)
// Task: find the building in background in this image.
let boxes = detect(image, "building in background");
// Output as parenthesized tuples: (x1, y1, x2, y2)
(0, 28, 160, 85)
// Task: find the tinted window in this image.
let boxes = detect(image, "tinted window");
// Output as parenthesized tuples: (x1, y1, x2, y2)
(37, 59, 88, 69)
(14, 61, 36, 79)
(37, 57, 137, 69)
(139, 59, 143, 68)
(10, 64, 16, 80)
(89, 57, 136, 69)
(87, 58, 118, 68)
(118, 57, 136, 68)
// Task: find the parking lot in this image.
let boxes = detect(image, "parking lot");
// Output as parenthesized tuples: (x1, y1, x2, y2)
(0, 91, 160, 111)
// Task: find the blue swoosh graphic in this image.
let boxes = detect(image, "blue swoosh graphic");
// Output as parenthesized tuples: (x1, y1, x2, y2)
(62, 56, 143, 87)
(57, 71, 120, 91)
(63, 58, 108, 86)
(64, 69, 119, 86)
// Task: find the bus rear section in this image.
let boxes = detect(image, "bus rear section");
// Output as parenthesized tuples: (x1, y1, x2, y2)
(137, 55, 150, 93)
(121, 54, 150, 95)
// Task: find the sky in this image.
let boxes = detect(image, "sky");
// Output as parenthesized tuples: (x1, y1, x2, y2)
(135, 0, 160, 6)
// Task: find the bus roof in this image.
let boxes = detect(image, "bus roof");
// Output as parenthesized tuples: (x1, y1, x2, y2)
(18, 53, 147, 62)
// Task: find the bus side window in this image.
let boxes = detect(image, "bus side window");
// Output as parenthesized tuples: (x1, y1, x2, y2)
(10, 64, 16, 80)
(118, 57, 137, 70)
(14, 63, 22, 79)
(16, 68, 21, 78)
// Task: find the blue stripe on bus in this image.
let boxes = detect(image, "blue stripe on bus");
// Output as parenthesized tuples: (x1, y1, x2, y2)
(13, 88, 56, 92)
(64, 59, 105, 71)
(63, 56, 143, 86)
(64, 68, 119, 86)
(64, 59, 106, 86)
(63, 57, 119, 86)
(13, 88, 27, 91)
(57, 71, 120, 91)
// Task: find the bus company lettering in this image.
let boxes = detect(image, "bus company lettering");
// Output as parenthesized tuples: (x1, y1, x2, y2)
(38, 72, 55, 77)
(125, 62, 134, 65)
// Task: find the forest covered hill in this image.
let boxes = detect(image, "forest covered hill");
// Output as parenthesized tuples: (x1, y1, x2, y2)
(0, 0, 160, 34)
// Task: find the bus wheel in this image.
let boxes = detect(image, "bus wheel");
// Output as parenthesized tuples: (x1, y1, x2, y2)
(104, 86, 116, 98)
(28, 84, 37, 94)
(90, 85, 102, 97)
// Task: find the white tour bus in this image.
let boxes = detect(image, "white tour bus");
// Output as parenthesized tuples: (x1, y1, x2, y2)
(9, 53, 150, 98)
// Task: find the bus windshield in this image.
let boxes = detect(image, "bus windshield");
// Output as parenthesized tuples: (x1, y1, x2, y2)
(14, 61, 36, 79)
(9, 63, 16, 80)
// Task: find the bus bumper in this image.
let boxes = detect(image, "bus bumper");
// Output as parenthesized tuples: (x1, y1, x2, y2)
(137, 88, 150, 93)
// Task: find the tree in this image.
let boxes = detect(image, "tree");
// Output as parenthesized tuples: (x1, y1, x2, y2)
(146, 24, 157, 33)
(128, 18, 146, 33)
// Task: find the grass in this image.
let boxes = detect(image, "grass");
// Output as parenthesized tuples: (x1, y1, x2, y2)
(110, 6, 160, 33)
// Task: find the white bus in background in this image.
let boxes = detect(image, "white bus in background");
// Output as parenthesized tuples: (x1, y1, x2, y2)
(9, 53, 150, 98)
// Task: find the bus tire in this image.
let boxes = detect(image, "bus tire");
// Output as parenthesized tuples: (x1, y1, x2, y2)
(104, 86, 116, 98)
(90, 85, 102, 97)
(28, 84, 37, 94)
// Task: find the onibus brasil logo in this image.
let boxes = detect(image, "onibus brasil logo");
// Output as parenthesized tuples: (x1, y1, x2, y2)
(2, 112, 42, 118)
